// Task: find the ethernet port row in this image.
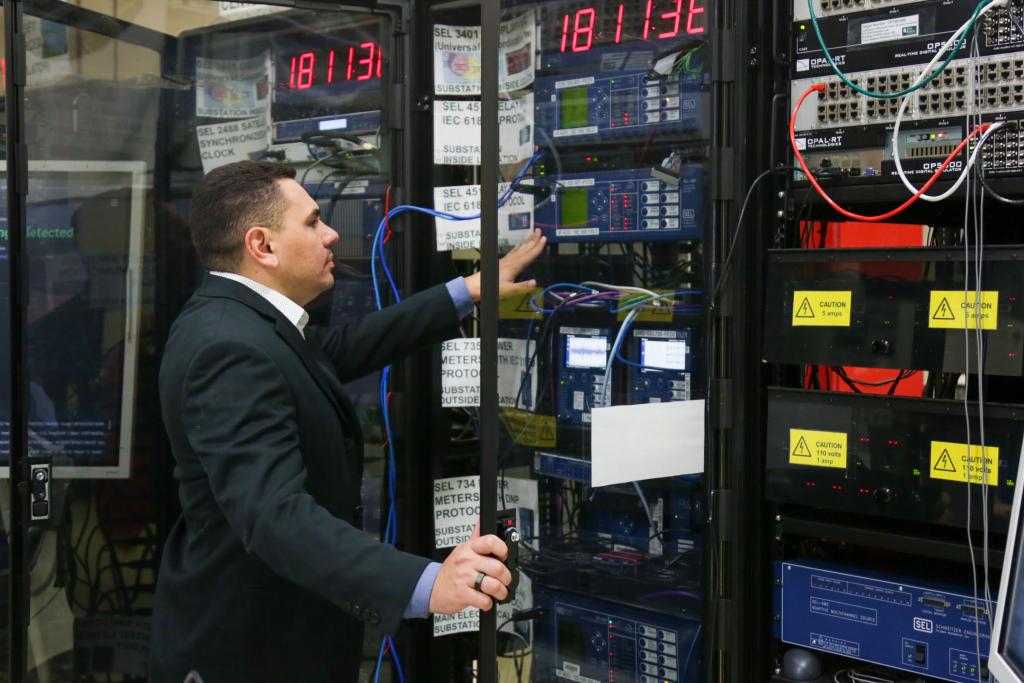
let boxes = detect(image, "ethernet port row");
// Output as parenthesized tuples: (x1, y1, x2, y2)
(978, 83, 1024, 108)
(865, 98, 902, 118)
(820, 0, 866, 11)
(866, 71, 914, 94)
(823, 80, 858, 101)
(934, 65, 969, 89)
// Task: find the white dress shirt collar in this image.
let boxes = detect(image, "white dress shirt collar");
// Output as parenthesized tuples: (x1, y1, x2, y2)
(209, 271, 310, 338)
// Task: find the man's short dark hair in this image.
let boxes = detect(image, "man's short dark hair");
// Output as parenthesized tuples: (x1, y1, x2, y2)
(190, 161, 297, 271)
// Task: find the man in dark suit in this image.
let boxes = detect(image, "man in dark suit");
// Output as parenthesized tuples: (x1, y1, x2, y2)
(151, 161, 546, 682)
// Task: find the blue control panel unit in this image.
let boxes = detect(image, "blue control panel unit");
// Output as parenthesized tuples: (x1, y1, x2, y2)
(584, 487, 700, 558)
(557, 326, 611, 425)
(535, 451, 592, 482)
(535, 167, 703, 243)
(626, 329, 693, 404)
(535, 60, 706, 143)
(533, 586, 701, 683)
(775, 561, 994, 683)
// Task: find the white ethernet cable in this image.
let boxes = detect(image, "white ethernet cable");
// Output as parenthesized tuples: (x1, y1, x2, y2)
(891, 0, 1009, 201)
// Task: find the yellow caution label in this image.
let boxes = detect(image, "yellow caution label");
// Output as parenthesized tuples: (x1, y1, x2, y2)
(789, 429, 848, 469)
(791, 291, 853, 327)
(930, 440, 999, 486)
(617, 292, 677, 322)
(499, 288, 543, 320)
(500, 408, 556, 448)
(928, 291, 999, 330)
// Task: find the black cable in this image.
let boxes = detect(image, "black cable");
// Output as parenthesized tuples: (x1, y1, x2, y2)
(829, 366, 864, 393)
(709, 166, 803, 306)
(978, 169, 1024, 205)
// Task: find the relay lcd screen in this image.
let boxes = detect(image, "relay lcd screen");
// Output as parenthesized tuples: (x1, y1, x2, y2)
(559, 86, 589, 129)
(641, 339, 688, 372)
(556, 618, 585, 664)
(560, 188, 589, 230)
(565, 335, 607, 368)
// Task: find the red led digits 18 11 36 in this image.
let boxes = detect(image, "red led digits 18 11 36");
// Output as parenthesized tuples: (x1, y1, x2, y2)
(285, 41, 383, 90)
(558, 0, 705, 53)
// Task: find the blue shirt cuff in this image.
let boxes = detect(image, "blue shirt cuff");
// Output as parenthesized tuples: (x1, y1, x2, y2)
(404, 561, 442, 619)
(445, 277, 475, 321)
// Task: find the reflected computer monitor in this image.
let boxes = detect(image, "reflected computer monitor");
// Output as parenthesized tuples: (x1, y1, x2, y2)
(990, 438, 1024, 683)
(0, 161, 146, 479)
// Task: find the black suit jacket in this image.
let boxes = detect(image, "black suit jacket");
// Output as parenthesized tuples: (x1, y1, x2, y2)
(150, 275, 459, 683)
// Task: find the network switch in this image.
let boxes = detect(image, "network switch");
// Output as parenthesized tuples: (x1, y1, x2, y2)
(792, 55, 1024, 131)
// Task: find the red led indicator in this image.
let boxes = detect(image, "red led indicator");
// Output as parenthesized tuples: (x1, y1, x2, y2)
(559, 0, 705, 53)
(355, 42, 376, 80)
(573, 8, 597, 51)
(686, 0, 705, 34)
(295, 52, 315, 89)
(285, 42, 384, 89)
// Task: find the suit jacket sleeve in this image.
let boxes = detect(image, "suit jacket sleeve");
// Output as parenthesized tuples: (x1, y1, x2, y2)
(309, 283, 461, 382)
(181, 338, 429, 635)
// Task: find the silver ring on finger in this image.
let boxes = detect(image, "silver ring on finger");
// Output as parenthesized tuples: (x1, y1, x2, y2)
(473, 571, 487, 592)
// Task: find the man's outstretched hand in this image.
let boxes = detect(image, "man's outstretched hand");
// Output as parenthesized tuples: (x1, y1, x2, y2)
(463, 228, 547, 302)
(429, 523, 511, 614)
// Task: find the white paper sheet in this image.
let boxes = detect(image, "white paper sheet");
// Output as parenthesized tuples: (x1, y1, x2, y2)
(591, 400, 705, 486)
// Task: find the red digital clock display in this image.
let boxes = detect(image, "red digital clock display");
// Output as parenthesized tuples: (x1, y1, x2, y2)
(283, 41, 383, 90)
(558, 0, 705, 53)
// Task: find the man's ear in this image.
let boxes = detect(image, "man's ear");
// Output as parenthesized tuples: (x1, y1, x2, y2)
(243, 226, 276, 269)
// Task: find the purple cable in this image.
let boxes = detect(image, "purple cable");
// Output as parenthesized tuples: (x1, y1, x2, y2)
(546, 291, 621, 307)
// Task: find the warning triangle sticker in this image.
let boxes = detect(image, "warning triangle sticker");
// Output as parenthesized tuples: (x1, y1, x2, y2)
(934, 449, 957, 473)
(515, 293, 534, 313)
(538, 422, 555, 442)
(792, 436, 813, 458)
(932, 297, 956, 321)
(795, 298, 815, 319)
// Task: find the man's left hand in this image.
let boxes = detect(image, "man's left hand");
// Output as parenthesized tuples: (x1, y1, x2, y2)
(463, 228, 546, 302)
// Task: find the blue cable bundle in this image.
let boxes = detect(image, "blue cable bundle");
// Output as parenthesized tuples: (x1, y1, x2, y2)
(368, 151, 544, 683)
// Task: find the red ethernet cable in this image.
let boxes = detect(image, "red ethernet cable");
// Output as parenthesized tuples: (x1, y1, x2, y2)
(790, 83, 990, 223)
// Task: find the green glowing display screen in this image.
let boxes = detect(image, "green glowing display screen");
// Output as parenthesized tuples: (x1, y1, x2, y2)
(560, 188, 589, 229)
(559, 87, 589, 129)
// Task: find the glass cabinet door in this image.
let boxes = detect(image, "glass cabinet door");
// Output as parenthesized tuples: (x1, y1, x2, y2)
(482, 1, 709, 680)
(11, 2, 402, 680)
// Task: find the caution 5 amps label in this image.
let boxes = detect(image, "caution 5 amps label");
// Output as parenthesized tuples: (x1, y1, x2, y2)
(928, 291, 999, 331)
(791, 291, 852, 327)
